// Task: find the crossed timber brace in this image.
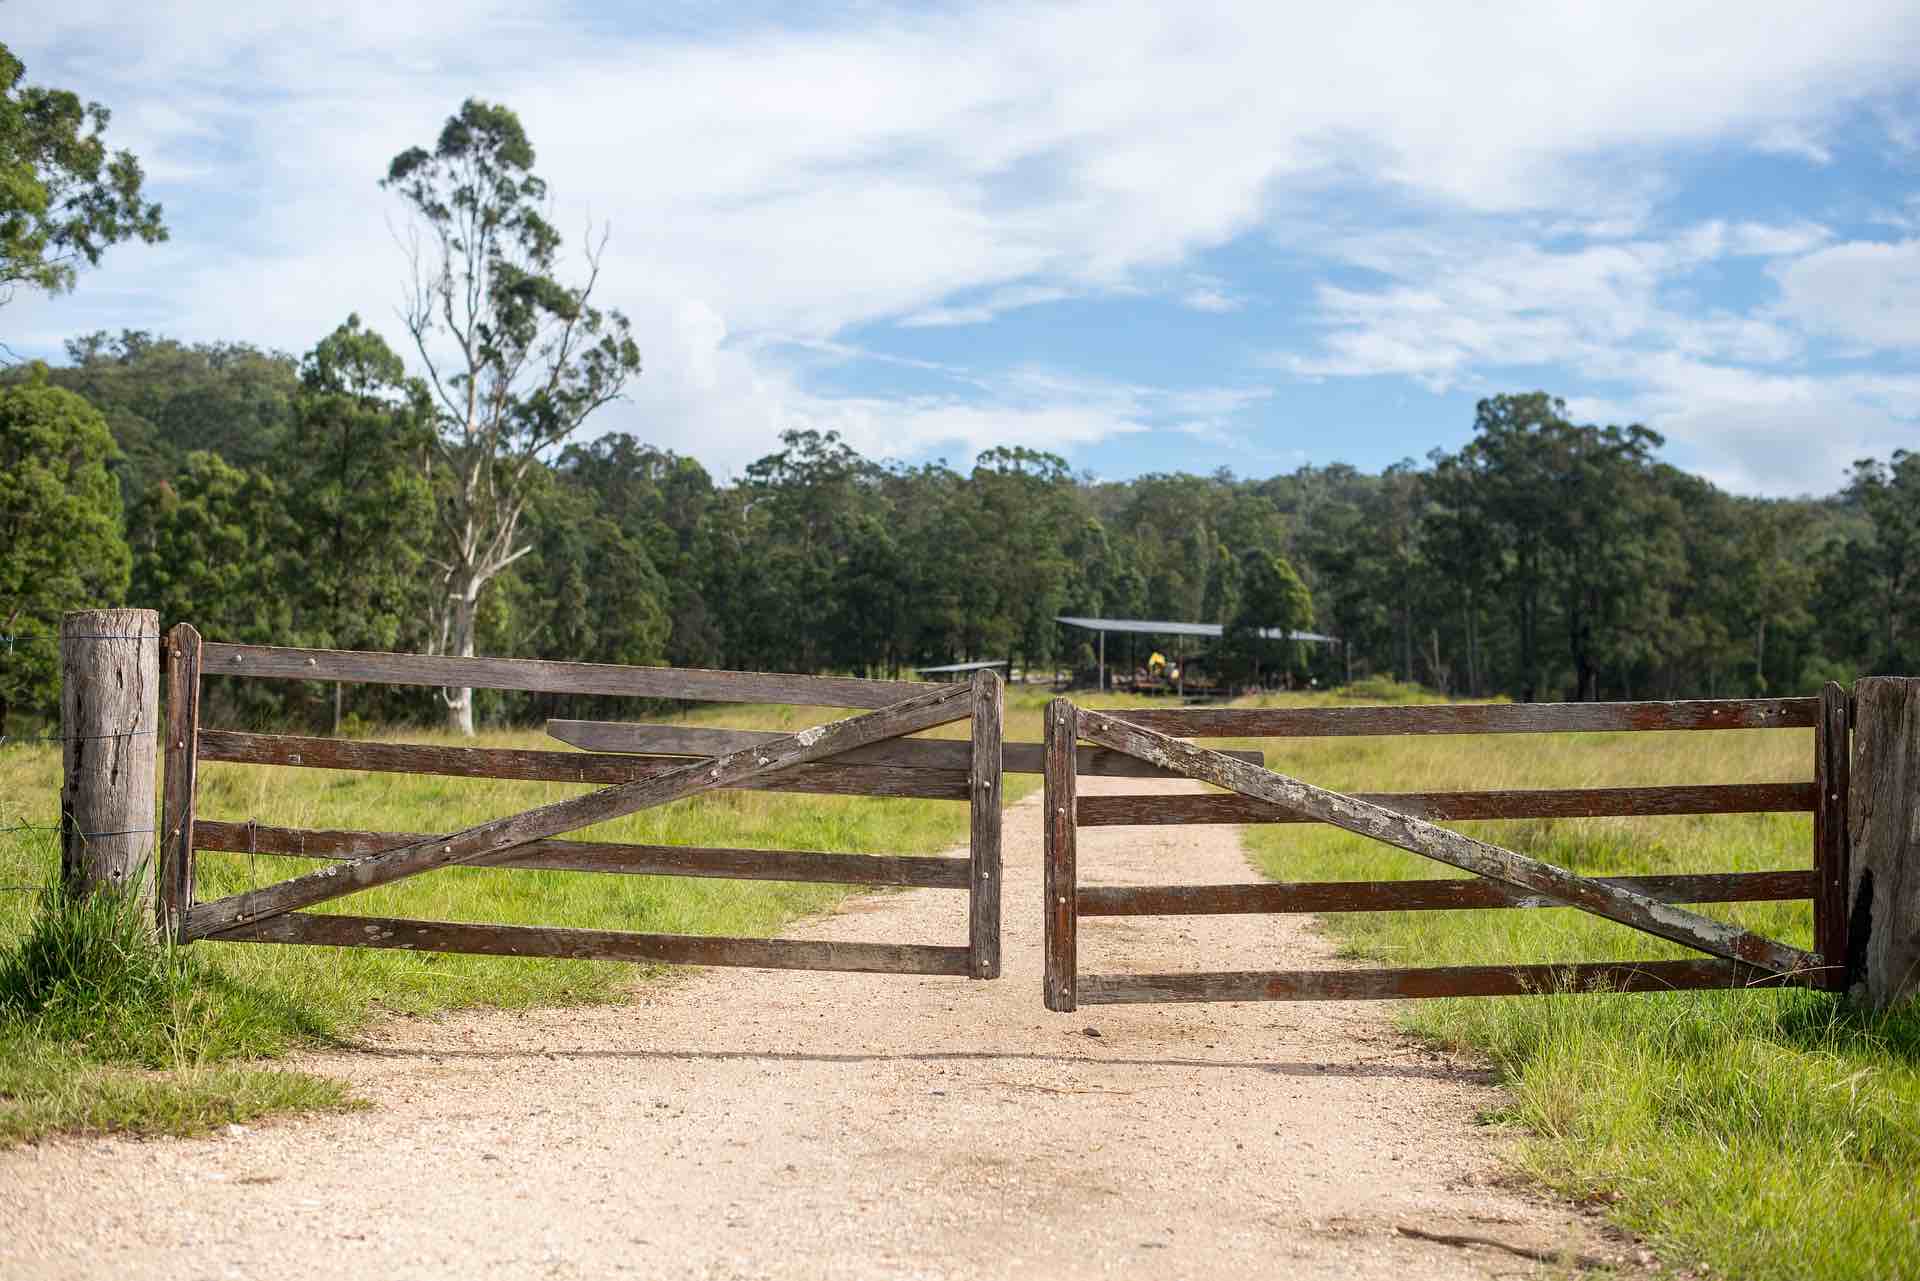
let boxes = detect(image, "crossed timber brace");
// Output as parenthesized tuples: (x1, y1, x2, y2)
(184, 681, 977, 942)
(1072, 706, 1815, 977)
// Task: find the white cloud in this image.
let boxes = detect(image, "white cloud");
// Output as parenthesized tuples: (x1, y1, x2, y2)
(6, 1, 1920, 485)
(1773, 238, 1920, 349)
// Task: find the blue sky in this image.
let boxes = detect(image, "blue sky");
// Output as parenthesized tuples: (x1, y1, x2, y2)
(9, 1, 1920, 494)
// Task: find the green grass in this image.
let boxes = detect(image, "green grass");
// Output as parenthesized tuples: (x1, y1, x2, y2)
(1236, 691, 1920, 1280)
(0, 686, 1077, 1143)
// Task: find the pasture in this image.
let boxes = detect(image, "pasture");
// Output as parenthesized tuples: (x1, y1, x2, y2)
(2, 683, 1916, 1278)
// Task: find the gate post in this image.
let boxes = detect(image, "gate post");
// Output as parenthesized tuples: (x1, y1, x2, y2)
(59, 609, 160, 912)
(1043, 698, 1078, 1012)
(967, 667, 1003, 979)
(1849, 677, 1920, 1010)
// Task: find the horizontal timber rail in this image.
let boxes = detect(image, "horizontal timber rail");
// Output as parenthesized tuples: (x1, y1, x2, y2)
(1104, 696, 1818, 737)
(1076, 870, 1814, 916)
(197, 729, 970, 800)
(547, 719, 1263, 777)
(215, 913, 973, 976)
(1075, 782, 1816, 826)
(1076, 960, 1814, 1005)
(201, 642, 926, 708)
(194, 820, 971, 889)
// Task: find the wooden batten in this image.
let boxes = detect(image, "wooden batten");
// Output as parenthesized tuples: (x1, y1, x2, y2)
(1076, 870, 1815, 916)
(1075, 960, 1810, 1004)
(1102, 697, 1819, 739)
(197, 730, 970, 800)
(200, 642, 926, 708)
(192, 820, 971, 888)
(1073, 782, 1816, 826)
(213, 912, 973, 976)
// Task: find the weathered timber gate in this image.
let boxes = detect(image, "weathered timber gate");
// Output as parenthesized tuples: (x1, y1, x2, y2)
(156, 627, 1009, 979)
(1042, 690, 1851, 1009)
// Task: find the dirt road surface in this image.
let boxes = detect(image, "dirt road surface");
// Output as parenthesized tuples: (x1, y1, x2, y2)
(0, 779, 1630, 1279)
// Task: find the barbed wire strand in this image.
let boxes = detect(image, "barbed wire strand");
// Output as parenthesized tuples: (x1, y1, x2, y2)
(0, 633, 162, 643)
(0, 728, 160, 747)
(0, 823, 157, 838)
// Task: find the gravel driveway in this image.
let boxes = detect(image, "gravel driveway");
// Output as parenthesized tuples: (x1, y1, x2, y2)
(0, 778, 1630, 1279)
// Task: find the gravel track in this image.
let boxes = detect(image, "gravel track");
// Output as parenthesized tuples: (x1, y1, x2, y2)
(0, 778, 1631, 1279)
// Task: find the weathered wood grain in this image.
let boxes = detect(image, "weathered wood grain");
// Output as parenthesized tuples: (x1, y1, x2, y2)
(546, 719, 1262, 777)
(1075, 960, 1811, 1004)
(192, 820, 971, 888)
(200, 641, 928, 708)
(1847, 677, 1920, 1010)
(968, 668, 1003, 979)
(1813, 681, 1852, 991)
(60, 609, 160, 909)
(1073, 782, 1817, 826)
(1043, 698, 1079, 1012)
(197, 730, 970, 800)
(213, 913, 972, 975)
(159, 623, 202, 940)
(1072, 706, 1816, 976)
(1076, 870, 1815, 916)
(184, 680, 975, 941)
(1102, 697, 1818, 738)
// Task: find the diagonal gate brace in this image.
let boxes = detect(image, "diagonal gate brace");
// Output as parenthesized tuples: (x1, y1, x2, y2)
(1073, 706, 1815, 976)
(185, 681, 976, 942)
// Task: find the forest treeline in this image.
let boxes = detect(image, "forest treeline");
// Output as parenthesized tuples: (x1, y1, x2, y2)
(3, 324, 1916, 734)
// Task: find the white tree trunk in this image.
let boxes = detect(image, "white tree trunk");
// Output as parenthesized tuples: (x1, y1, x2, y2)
(445, 587, 478, 736)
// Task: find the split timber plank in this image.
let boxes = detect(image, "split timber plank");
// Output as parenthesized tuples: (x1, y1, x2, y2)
(1073, 782, 1816, 826)
(1043, 699, 1079, 1012)
(192, 820, 970, 888)
(214, 913, 971, 975)
(198, 729, 969, 800)
(158, 623, 203, 938)
(184, 681, 975, 941)
(1072, 706, 1816, 976)
(968, 669, 1003, 979)
(1103, 698, 1818, 738)
(545, 719, 1262, 777)
(1075, 960, 1811, 1004)
(1075, 870, 1815, 916)
(200, 642, 926, 709)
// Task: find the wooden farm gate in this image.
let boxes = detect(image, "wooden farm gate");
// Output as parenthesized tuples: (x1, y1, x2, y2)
(154, 627, 1011, 980)
(1041, 690, 1852, 1009)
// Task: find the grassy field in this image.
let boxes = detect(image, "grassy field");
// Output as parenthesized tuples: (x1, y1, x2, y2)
(0, 686, 1088, 1144)
(1234, 688, 1920, 1281)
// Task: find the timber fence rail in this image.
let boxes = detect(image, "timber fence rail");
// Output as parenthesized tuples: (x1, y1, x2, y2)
(158, 629, 1018, 979)
(1044, 687, 1860, 1012)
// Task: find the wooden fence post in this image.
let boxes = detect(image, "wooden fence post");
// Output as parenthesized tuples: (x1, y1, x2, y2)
(158, 623, 202, 939)
(59, 609, 160, 912)
(1043, 698, 1078, 1012)
(1848, 677, 1920, 1010)
(968, 668, 1003, 979)
(1813, 681, 1850, 990)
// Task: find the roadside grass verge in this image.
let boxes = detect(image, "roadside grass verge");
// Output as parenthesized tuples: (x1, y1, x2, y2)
(0, 684, 1072, 1143)
(1232, 694, 1920, 1280)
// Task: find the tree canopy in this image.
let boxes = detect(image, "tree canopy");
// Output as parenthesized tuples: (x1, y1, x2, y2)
(0, 43, 165, 303)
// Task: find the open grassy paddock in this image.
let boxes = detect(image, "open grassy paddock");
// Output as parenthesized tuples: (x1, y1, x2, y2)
(1234, 690, 1920, 1281)
(3, 683, 1916, 1277)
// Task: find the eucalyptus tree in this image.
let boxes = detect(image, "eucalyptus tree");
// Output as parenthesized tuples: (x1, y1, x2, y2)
(385, 99, 641, 733)
(0, 43, 166, 305)
(281, 316, 437, 730)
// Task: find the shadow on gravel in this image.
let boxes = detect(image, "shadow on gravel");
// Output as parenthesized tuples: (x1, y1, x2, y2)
(326, 1042, 1483, 1081)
